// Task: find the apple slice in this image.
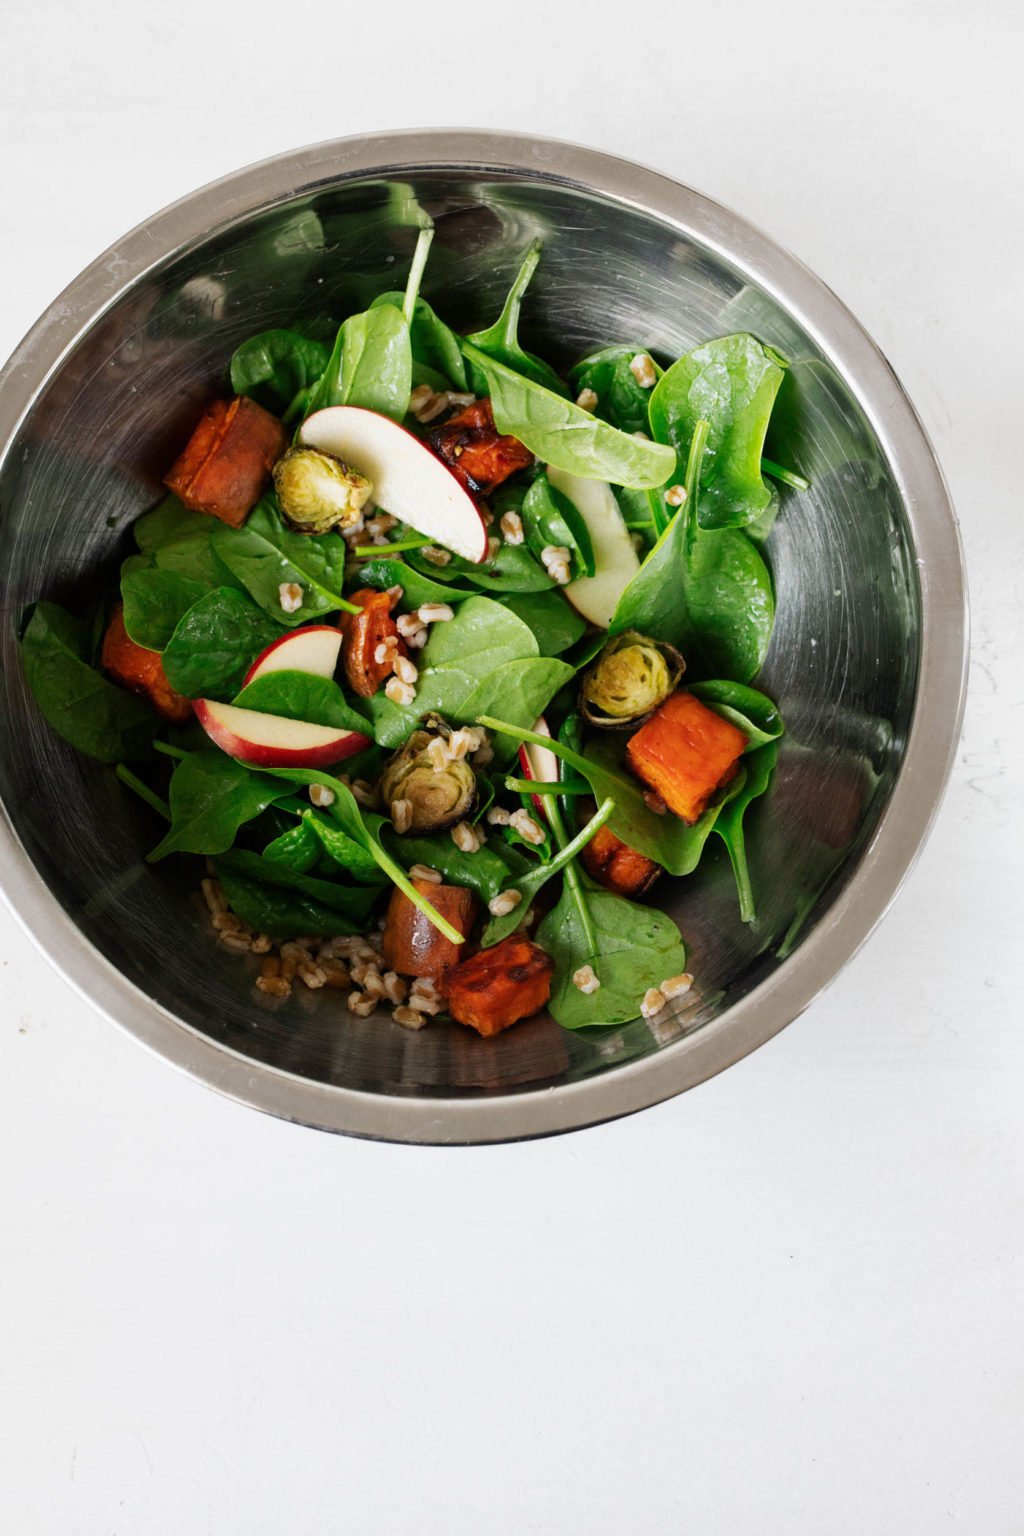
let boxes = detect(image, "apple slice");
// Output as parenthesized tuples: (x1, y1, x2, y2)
(517, 715, 562, 821)
(243, 625, 342, 687)
(546, 466, 640, 629)
(300, 405, 489, 564)
(194, 699, 370, 768)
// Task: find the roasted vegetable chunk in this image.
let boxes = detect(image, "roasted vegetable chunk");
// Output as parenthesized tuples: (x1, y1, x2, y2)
(165, 395, 287, 527)
(626, 691, 747, 824)
(446, 936, 554, 1037)
(381, 881, 477, 979)
(427, 398, 534, 497)
(101, 605, 192, 724)
(338, 588, 406, 698)
(580, 821, 661, 897)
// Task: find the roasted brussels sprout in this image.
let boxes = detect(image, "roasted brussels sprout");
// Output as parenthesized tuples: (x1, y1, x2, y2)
(581, 631, 684, 727)
(380, 720, 478, 834)
(273, 446, 373, 534)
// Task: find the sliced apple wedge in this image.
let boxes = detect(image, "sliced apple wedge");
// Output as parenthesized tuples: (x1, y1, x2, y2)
(194, 699, 370, 768)
(243, 625, 342, 687)
(300, 405, 489, 563)
(517, 716, 562, 821)
(546, 466, 640, 629)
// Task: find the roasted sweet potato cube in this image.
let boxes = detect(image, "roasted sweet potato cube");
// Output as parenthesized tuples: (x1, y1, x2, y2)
(445, 936, 553, 1037)
(338, 588, 406, 698)
(580, 821, 661, 897)
(427, 398, 534, 497)
(380, 881, 477, 979)
(164, 395, 287, 527)
(626, 691, 747, 824)
(101, 605, 193, 724)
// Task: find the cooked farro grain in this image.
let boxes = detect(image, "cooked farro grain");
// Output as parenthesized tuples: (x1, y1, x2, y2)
(488, 889, 522, 917)
(392, 1006, 428, 1030)
(409, 863, 442, 883)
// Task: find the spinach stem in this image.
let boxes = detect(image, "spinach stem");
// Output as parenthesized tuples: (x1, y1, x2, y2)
(351, 536, 430, 558)
(476, 716, 590, 778)
(504, 778, 589, 796)
(544, 791, 599, 959)
(683, 418, 711, 552)
(761, 458, 810, 492)
(115, 764, 171, 821)
(154, 741, 189, 760)
(402, 222, 435, 325)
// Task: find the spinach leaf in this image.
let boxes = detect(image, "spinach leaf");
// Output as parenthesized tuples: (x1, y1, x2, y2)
(215, 848, 379, 922)
(404, 540, 553, 594)
(568, 344, 662, 435)
(214, 854, 373, 940)
(263, 817, 322, 874)
(712, 741, 778, 923)
(384, 830, 520, 905)
(648, 333, 786, 530)
(148, 751, 294, 860)
(232, 671, 369, 737)
(538, 877, 688, 1030)
(211, 497, 354, 626)
(353, 557, 475, 609)
(334, 304, 413, 422)
(257, 766, 468, 946)
(459, 658, 575, 764)
(134, 497, 236, 588)
(303, 809, 389, 886)
(120, 563, 209, 652)
(688, 680, 783, 750)
(500, 591, 586, 656)
(161, 588, 283, 701)
(371, 292, 468, 391)
(461, 341, 675, 490)
(477, 716, 739, 876)
(229, 329, 330, 414)
(20, 602, 157, 763)
(481, 796, 615, 946)
(521, 473, 595, 579)
(363, 596, 540, 747)
(465, 241, 567, 396)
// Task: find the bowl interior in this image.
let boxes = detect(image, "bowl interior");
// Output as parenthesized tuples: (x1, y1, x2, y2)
(0, 167, 919, 1106)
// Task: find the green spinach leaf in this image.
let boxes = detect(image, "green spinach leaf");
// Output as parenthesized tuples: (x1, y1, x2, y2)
(383, 830, 521, 906)
(648, 333, 786, 530)
(215, 847, 379, 922)
(481, 796, 615, 946)
(500, 591, 586, 656)
(459, 658, 575, 764)
(353, 557, 474, 609)
(688, 680, 783, 750)
(465, 241, 567, 396)
(404, 540, 553, 594)
(148, 751, 294, 860)
(521, 473, 595, 578)
(161, 588, 284, 701)
(211, 497, 354, 626)
(371, 292, 468, 391)
(461, 341, 675, 490)
(213, 853, 373, 939)
(712, 741, 778, 923)
(229, 329, 330, 415)
(262, 817, 322, 874)
(134, 497, 236, 588)
(20, 602, 157, 764)
(231, 671, 369, 737)
(303, 809, 389, 886)
(568, 344, 662, 435)
(120, 563, 208, 652)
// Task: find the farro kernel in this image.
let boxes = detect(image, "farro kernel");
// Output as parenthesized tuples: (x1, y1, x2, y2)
(278, 581, 304, 614)
(347, 990, 377, 1018)
(397, 611, 425, 638)
(451, 820, 481, 854)
(298, 963, 327, 990)
(640, 987, 666, 1019)
(391, 797, 414, 834)
(486, 806, 511, 827)
(351, 779, 377, 807)
(362, 968, 387, 998)
(409, 383, 434, 412)
(260, 955, 282, 979)
(309, 783, 336, 809)
(201, 877, 227, 915)
(426, 736, 451, 772)
(384, 676, 416, 706)
(472, 740, 495, 768)
(487, 535, 501, 561)
(421, 546, 451, 567)
(392, 1006, 428, 1031)
(629, 353, 657, 388)
(500, 510, 525, 545)
(660, 973, 693, 1000)
(664, 483, 687, 508)
(409, 863, 443, 884)
(643, 790, 668, 816)
(417, 602, 454, 624)
(573, 964, 601, 995)
(509, 808, 546, 846)
(321, 963, 351, 989)
(488, 889, 523, 917)
(393, 654, 418, 687)
(405, 626, 429, 649)
(219, 931, 252, 953)
(251, 933, 273, 955)
(212, 911, 241, 933)
(575, 386, 599, 411)
(407, 988, 444, 1017)
(383, 971, 408, 1005)
(447, 728, 477, 761)
(256, 975, 291, 998)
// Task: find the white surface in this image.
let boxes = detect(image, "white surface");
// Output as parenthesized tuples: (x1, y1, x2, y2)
(1, 1, 1022, 1531)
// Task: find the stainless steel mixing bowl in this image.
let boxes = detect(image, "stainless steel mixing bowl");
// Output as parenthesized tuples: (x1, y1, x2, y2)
(0, 131, 967, 1142)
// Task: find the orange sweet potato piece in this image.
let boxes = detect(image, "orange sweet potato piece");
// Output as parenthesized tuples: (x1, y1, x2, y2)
(445, 936, 554, 1037)
(164, 395, 287, 527)
(626, 691, 747, 824)
(380, 881, 477, 979)
(101, 605, 193, 724)
(580, 821, 661, 897)
(427, 398, 534, 497)
(338, 588, 407, 698)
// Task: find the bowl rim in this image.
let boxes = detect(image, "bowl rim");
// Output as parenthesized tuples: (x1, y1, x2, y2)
(0, 129, 968, 1143)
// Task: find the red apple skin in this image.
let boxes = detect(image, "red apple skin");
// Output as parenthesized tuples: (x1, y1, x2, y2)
(243, 625, 342, 687)
(194, 699, 370, 769)
(299, 405, 490, 564)
(517, 716, 561, 820)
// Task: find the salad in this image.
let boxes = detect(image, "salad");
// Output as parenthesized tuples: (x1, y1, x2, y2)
(19, 223, 798, 1038)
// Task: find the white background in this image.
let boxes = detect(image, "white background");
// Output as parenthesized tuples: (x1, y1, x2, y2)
(1, 2, 1022, 1531)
